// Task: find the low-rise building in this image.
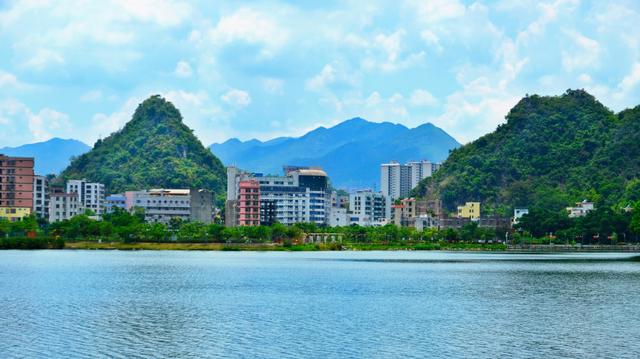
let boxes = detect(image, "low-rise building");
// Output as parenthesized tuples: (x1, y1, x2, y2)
(49, 191, 82, 222)
(328, 207, 348, 227)
(457, 202, 481, 219)
(415, 214, 439, 231)
(0, 207, 32, 222)
(512, 208, 529, 226)
(566, 200, 594, 218)
(105, 194, 126, 213)
(392, 198, 417, 227)
(128, 189, 213, 224)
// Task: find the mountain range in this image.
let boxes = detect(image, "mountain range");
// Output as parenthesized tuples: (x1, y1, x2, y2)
(58, 95, 226, 197)
(413, 89, 640, 214)
(211, 118, 461, 189)
(0, 138, 90, 175)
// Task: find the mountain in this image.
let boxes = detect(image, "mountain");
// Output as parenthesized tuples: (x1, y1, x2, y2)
(210, 118, 461, 189)
(59, 95, 226, 196)
(0, 138, 90, 175)
(413, 89, 640, 214)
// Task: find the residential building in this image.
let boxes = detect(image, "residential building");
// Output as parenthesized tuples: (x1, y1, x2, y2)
(237, 180, 260, 226)
(349, 190, 390, 224)
(0, 155, 34, 221)
(330, 191, 349, 208)
(32, 175, 49, 219)
(566, 200, 594, 218)
(415, 214, 440, 231)
(392, 198, 417, 227)
(457, 202, 481, 219)
(512, 208, 529, 226)
(226, 166, 330, 226)
(127, 189, 212, 224)
(66, 179, 105, 217)
(381, 160, 441, 200)
(49, 190, 82, 222)
(328, 207, 348, 227)
(105, 194, 126, 213)
(407, 161, 442, 189)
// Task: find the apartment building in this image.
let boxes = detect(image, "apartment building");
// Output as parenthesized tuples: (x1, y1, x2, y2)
(0, 155, 34, 221)
(381, 160, 441, 200)
(226, 166, 330, 226)
(33, 175, 49, 219)
(457, 202, 481, 219)
(349, 190, 390, 225)
(49, 190, 83, 222)
(237, 180, 260, 226)
(66, 179, 105, 217)
(126, 189, 213, 225)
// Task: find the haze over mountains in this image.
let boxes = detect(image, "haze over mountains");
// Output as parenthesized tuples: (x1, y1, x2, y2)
(0, 138, 90, 175)
(211, 118, 461, 189)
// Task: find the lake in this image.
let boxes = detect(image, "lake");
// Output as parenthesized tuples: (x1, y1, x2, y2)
(1, 250, 639, 358)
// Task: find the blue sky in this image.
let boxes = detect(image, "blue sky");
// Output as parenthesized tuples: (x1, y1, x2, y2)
(1, 0, 639, 147)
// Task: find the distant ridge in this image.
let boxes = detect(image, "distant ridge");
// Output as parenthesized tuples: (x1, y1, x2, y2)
(0, 138, 90, 175)
(211, 117, 461, 189)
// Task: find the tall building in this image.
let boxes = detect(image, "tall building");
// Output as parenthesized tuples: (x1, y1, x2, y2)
(226, 166, 330, 226)
(32, 175, 50, 219)
(126, 189, 213, 224)
(237, 180, 260, 226)
(0, 155, 34, 221)
(407, 161, 442, 189)
(66, 179, 105, 217)
(349, 190, 390, 225)
(381, 160, 441, 200)
(49, 189, 82, 222)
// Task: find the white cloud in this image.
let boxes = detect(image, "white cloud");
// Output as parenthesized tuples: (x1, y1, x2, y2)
(407, 0, 466, 23)
(561, 30, 601, 72)
(209, 8, 289, 57)
(306, 64, 336, 91)
(410, 89, 438, 106)
(22, 49, 65, 70)
(90, 96, 141, 142)
(0, 99, 73, 144)
(221, 89, 251, 107)
(618, 62, 640, 93)
(174, 60, 193, 78)
(111, 0, 191, 27)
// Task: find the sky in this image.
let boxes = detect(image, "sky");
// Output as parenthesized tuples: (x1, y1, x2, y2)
(1, 0, 640, 148)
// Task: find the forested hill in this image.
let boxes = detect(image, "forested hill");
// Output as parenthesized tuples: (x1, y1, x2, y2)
(413, 89, 640, 214)
(59, 95, 226, 195)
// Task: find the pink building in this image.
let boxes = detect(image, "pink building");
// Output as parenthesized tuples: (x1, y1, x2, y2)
(238, 180, 260, 226)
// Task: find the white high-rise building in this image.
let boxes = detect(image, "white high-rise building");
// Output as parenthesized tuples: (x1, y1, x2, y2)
(381, 160, 441, 200)
(66, 179, 105, 217)
(32, 175, 49, 219)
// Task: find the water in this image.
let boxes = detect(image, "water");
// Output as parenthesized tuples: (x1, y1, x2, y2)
(1, 251, 639, 358)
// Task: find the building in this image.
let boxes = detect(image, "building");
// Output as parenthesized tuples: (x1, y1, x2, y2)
(0, 155, 35, 221)
(127, 189, 213, 224)
(380, 161, 411, 200)
(392, 198, 417, 227)
(32, 175, 50, 219)
(237, 180, 260, 226)
(66, 179, 105, 217)
(349, 190, 390, 224)
(330, 191, 349, 208)
(328, 207, 348, 227)
(457, 202, 481, 219)
(415, 214, 440, 231)
(407, 161, 442, 189)
(105, 194, 126, 213)
(48, 190, 82, 222)
(512, 208, 529, 226)
(226, 166, 330, 226)
(566, 200, 594, 218)
(381, 160, 441, 200)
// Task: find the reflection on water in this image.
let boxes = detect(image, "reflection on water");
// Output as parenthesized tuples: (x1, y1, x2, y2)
(0, 250, 639, 358)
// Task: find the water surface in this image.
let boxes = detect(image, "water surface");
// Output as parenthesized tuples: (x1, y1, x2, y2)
(1, 251, 639, 358)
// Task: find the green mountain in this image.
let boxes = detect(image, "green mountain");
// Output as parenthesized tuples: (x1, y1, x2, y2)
(59, 95, 226, 196)
(413, 89, 640, 214)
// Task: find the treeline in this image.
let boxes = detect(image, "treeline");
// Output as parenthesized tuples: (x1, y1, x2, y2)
(516, 203, 640, 244)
